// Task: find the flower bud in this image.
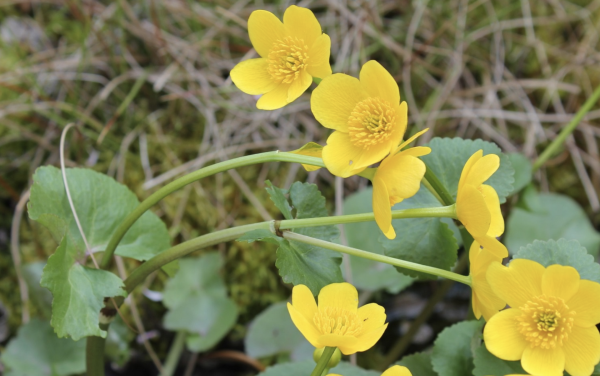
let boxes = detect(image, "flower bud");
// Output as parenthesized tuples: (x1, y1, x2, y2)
(313, 347, 342, 368)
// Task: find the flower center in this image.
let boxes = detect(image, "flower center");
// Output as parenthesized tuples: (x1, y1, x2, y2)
(267, 36, 309, 84)
(313, 307, 363, 336)
(348, 97, 396, 150)
(516, 295, 575, 349)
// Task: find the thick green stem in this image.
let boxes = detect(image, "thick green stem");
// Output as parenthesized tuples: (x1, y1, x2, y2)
(422, 177, 445, 205)
(310, 347, 336, 376)
(100, 152, 325, 268)
(424, 167, 456, 206)
(161, 331, 187, 376)
(282, 231, 471, 285)
(86, 324, 108, 376)
(533, 84, 600, 171)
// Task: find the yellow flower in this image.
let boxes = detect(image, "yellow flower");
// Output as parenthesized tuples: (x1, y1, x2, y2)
(230, 6, 331, 110)
(456, 150, 507, 258)
(328, 365, 412, 376)
(469, 241, 506, 321)
(484, 259, 600, 376)
(311, 61, 407, 178)
(372, 129, 431, 239)
(287, 283, 388, 355)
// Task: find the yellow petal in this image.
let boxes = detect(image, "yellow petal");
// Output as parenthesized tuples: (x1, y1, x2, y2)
(287, 303, 322, 347)
(464, 153, 500, 188)
(307, 34, 332, 78)
(397, 128, 429, 151)
(248, 10, 286, 58)
(472, 280, 506, 321)
(359, 60, 400, 106)
(382, 365, 413, 376)
(521, 346, 565, 376)
(458, 150, 483, 192)
(283, 5, 322, 48)
(291, 284, 318, 321)
(318, 282, 359, 312)
(377, 154, 425, 200)
(389, 101, 408, 154)
(311, 73, 366, 131)
(397, 146, 431, 158)
(353, 141, 393, 172)
(289, 142, 323, 172)
(541, 264, 580, 302)
(230, 58, 277, 95)
(487, 259, 544, 309)
(287, 70, 312, 102)
(256, 83, 290, 110)
(568, 280, 600, 327)
(563, 325, 600, 376)
(322, 132, 367, 178)
(318, 334, 359, 355)
(373, 176, 395, 239)
(483, 308, 528, 360)
(357, 303, 386, 333)
(477, 235, 508, 259)
(456, 184, 491, 237)
(480, 184, 504, 237)
(354, 323, 388, 352)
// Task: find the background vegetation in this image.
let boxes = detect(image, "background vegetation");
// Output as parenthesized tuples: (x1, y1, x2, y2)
(1, 0, 600, 374)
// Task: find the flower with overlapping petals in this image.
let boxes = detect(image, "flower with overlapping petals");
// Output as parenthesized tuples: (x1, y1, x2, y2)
(372, 129, 431, 239)
(328, 365, 412, 376)
(287, 283, 388, 355)
(311, 61, 407, 178)
(484, 259, 600, 376)
(230, 6, 331, 110)
(456, 150, 507, 258)
(469, 241, 506, 321)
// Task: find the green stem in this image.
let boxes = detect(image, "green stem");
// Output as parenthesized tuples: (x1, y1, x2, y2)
(100, 152, 325, 269)
(310, 347, 336, 376)
(124, 206, 456, 294)
(533, 84, 600, 171)
(282, 231, 471, 286)
(161, 331, 187, 376)
(424, 166, 455, 206)
(422, 177, 445, 205)
(86, 324, 108, 376)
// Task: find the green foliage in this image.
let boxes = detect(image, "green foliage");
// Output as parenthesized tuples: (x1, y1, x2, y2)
(245, 301, 312, 360)
(379, 186, 458, 279)
(0, 319, 85, 376)
(431, 320, 484, 376)
(514, 239, 600, 283)
(162, 253, 237, 352)
(343, 188, 413, 292)
(239, 182, 342, 295)
(396, 352, 437, 376)
(506, 192, 600, 256)
(41, 235, 126, 340)
(265, 180, 293, 219)
(258, 361, 379, 376)
(422, 138, 515, 203)
(105, 316, 134, 367)
(507, 153, 532, 194)
(29, 166, 171, 262)
(472, 344, 526, 376)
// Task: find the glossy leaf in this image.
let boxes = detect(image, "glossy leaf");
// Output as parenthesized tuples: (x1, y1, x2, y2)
(472, 343, 526, 376)
(258, 361, 379, 376)
(507, 153, 532, 194)
(431, 320, 484, 376)
(396, 352, 437, 376)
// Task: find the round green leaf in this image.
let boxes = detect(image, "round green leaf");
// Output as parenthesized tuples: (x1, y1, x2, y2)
(473, 343, 526, 376)
(396, 352, 437, 376)
(431, 320, 484, 376)
(258, 361, 379, 376)
(507, 153, 532, 194)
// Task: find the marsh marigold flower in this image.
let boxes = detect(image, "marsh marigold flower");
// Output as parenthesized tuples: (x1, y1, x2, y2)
(311, 61, 407, 178)
(372, 129, 431, 239)
(287, 283, 388, 355)
(230, 6, 332, 110)
(484, 259, 600, 376)
(328, 365, 412, 376)
(469, 241, 506, 321)
(456, 150, 507, 258)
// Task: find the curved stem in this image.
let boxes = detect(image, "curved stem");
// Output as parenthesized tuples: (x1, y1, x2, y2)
(100, 152, 325, 268)
(282, 231, 471, 286)
(533, 84, 600, 171)
(161, 331, 187, 376)
(424, 166, 456, 206)
(86, 324, 108, 376)
(310, 347, 335, 376)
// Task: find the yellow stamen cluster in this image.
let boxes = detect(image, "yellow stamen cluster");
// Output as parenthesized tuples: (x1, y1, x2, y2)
(348, 97, 396, 149)
(516, 295, 575, 349)
(313, 307, 363, 336)
(267, 36, 309, 84)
